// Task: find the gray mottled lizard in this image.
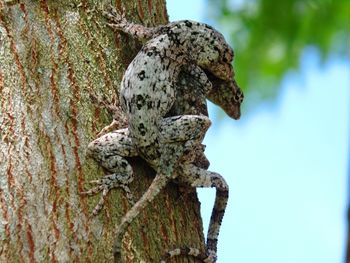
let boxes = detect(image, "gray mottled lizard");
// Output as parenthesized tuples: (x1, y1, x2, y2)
(83, 6, 243, 263)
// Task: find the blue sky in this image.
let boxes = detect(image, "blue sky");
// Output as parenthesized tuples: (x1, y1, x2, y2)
(167, 1, 349, 263)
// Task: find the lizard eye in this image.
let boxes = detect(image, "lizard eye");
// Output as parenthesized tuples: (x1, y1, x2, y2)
(234, 88, 244, 103)
(234, 94, 240, 103)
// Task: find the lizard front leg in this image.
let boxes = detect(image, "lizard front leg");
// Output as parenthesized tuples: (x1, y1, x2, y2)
(104, 6, 164, 41)
(171, 64, 213, 169)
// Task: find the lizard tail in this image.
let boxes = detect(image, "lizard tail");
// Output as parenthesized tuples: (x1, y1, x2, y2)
(113, 173, 169, 263)
(160, 247, 208, 263)
(206, 188, 229, 259)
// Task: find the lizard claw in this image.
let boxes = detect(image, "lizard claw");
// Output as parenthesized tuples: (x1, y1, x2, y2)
(92, 187, 111, 216)
(104, 5, 127, 30)
(81, 174, 134, 215)
(96, 119, 120, 137)
(203, 250, 217, 263)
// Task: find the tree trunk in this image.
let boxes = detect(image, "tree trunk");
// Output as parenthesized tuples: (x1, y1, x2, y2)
(0, 0, 205, 262)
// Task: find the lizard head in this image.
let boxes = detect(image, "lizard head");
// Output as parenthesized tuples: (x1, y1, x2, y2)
(190, 23, 243, 119)
(168, 20, 235, 80)
(206, 72, 244, 120)
(192, 23, 234, 81)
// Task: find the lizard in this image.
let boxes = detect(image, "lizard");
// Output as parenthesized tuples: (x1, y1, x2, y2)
(83, 6, 244, 263)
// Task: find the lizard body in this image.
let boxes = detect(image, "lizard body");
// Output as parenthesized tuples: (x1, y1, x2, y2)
(84, 7, 243, 263)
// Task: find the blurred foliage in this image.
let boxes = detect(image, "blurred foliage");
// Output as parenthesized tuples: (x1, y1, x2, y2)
(207, 0, 350, 108)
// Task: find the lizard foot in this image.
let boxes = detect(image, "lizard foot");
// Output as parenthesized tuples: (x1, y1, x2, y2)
(81, 174, 134, 216)
(103, 5, 127, 31)
(203, 249, 217, 263)
(96, 119, 120, 137)
(160, 247, 209, 263)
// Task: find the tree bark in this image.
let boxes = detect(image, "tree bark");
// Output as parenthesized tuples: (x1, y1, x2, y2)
(0, 0, 205, 262)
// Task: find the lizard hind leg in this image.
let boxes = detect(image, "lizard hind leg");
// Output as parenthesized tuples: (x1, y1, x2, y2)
(81, 171, 135, 216)
(112, 143, 188, 262)
(160, 115, 211, 143)
(113, 115, 211, 262)
(83, 129, 138, 215)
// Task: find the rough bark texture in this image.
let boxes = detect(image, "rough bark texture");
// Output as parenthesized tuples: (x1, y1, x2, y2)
(0, 0, 205, 262)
